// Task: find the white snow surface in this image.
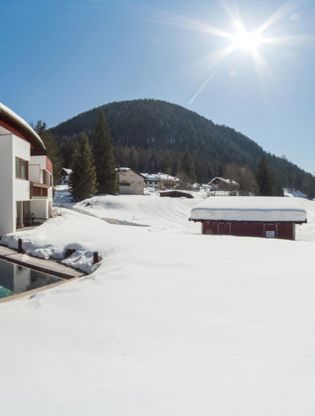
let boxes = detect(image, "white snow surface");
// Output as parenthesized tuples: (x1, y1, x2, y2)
(283, 187, 308, 199)
(0, 194, 315, 415)
(75, 193, 200, 232)
(191, 196, 307, 222)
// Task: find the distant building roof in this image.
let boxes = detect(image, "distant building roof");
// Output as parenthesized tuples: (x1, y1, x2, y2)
(208, 177, 239, 187)
(191, 197, 307, 223)
(116, 167, 144, 179)
(62, 168, 73, 175)
(141, 172, 179, 182)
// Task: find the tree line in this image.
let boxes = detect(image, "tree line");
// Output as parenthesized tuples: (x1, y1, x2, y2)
(35, 113, 117, 201)
(34, 99, 315, 200)
(36, 117, 291, 199)
(49, 99, 315, 198)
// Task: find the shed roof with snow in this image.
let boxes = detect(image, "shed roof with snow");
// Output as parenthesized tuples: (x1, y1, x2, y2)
(190, 197, 307, 223)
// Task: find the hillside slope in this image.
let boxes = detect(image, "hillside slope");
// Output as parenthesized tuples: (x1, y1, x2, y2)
(51, 99, 314, 195)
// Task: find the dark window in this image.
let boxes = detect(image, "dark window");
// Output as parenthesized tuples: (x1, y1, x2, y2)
(16, 158, 29, 180)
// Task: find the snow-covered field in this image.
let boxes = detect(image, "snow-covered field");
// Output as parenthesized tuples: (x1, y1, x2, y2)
(1, 194, 315, 415)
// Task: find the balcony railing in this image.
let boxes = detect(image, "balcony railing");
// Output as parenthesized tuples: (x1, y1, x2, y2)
(30, 182, 49, 199)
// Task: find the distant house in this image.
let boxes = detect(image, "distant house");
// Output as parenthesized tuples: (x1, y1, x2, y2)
(190, 196, 307, 240)
(60, 168, 72, 185)
(116, 167, 145, 195)
(142, 172, 179, 190)
(208, 177, 240, 192)
(0, 103, 54, 236)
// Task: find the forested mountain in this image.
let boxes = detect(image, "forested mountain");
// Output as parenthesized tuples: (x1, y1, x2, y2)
(50, 99, 315, 197)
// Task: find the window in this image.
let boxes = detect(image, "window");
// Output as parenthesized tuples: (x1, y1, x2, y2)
(42, 170, 49, 185)
(16, 158, 29, 180)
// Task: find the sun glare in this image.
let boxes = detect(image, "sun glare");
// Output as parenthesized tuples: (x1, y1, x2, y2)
(231, 23, 263, 53)
(150, 1, 315, 104)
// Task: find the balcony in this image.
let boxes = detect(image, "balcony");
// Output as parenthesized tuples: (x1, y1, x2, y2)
(30, 182, 49, 199)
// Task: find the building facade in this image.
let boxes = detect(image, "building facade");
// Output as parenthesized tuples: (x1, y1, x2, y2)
(208, 177, 240, 192)
(0, 103, 53, 236)
(142, 173, 179, 190)
(117, 168, 145, 195)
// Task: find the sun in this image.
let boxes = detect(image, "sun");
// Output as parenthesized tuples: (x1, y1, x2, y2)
(230, 21, 263, 53)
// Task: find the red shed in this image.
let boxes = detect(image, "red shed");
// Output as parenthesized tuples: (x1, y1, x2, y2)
(190, 197, 307, 240)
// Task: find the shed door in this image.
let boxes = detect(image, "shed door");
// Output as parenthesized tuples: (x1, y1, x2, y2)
(265, 224, 277, 238)
(218, 222, 231, 235)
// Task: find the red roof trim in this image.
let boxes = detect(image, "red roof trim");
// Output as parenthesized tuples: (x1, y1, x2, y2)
(0, 119, 33, 145)
(0, 109, 45, 151)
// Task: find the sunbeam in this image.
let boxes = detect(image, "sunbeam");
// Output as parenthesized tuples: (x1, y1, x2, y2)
(258, 0, 306, 33)
(189, 45, 236, 105)
(263, 34, 315, 49)
(144, 0, 314, 105)
(145, 10, 231, 39)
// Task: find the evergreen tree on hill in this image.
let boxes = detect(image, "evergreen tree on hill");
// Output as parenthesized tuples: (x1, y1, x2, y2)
(178, 152, 196, 185)
(256, 157, 276, 196)
(70, 133, 97, 201)
(93, 112, 118, 195)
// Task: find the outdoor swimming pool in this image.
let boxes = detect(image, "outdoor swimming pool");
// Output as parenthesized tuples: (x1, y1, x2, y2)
(0, 259, 64, 298)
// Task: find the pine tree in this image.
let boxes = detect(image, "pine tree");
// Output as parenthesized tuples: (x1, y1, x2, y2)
(70, 133, 97, 201)
(256, 157, 276, 196)
(178, 152, 196, 184)
(93, 112, 118, 194)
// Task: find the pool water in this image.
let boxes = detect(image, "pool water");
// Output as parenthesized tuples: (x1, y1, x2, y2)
(0, 259, 64, 298)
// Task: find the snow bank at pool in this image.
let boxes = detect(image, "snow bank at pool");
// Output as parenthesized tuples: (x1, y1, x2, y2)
(0, 217, 101, 274)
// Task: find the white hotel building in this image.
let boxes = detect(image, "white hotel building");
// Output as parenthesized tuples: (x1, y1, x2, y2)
(0, 103, 53, 236)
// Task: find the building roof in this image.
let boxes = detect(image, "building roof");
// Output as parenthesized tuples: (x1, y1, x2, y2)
(190, 196, 307, 223)
(208, 177, 239, 186)
(116, 167, 144, 179)
(141, 172, 179, 182)
(0, 103, 46, 151)
(62, 168, 73, 175)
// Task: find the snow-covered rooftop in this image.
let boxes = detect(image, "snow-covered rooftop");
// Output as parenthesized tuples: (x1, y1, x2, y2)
(116, 167, 144, 178)
(142, 172, 179, 182)
(191, 196, 307, 223)
(62, 168, 73, 175)
(0, 102, 45, 150)
(208, 177, 239, 186)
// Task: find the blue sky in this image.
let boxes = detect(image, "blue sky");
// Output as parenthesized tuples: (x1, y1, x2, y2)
(1, 0, 315, 172)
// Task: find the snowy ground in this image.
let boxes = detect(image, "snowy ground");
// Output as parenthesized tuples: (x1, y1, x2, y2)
(1, 194, 315, 415)
(74, 193, 202, 233)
